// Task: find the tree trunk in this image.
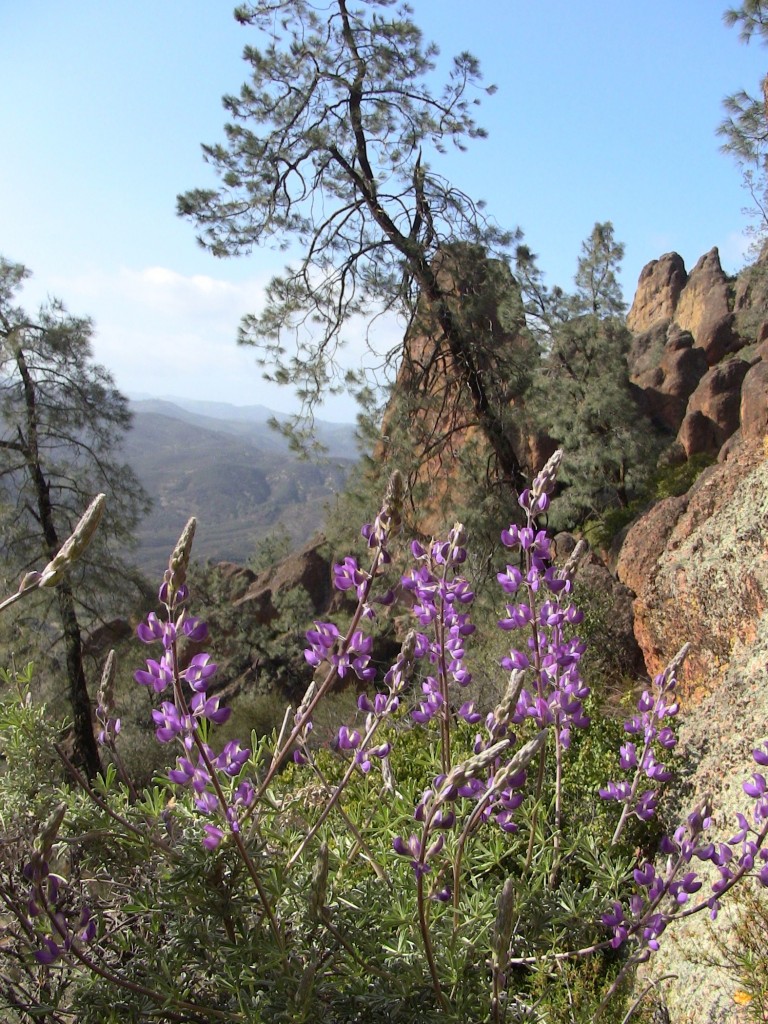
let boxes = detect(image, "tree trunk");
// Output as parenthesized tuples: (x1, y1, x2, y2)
(15, 346, 101, 778)
(56, 579, 102, 778)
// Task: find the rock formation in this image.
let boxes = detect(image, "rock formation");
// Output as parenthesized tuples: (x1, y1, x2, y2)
(616, 248, 768, 1022)
(377, 246, 537, 535)
(626, 248, 762, 448)
(626, 252, 688, 333)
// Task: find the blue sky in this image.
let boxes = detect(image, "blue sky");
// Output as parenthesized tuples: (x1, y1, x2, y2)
(1, 1, 765, 419)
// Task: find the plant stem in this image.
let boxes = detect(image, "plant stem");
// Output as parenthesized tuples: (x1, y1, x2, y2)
(416, 870, 450, 1013)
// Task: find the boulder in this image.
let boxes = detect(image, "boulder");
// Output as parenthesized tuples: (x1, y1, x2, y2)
(631, 327, 709, 432)
(623, 436, 768, 1022)
(676, 358, 751, 456)
(740, 357, 768, 440)
(627, 320, 670, 381)
(235, 535, 332, 625)
(616, 436, 768, 699)
(84, 618, 133, 657)
(214, 562, 257, 597)
(626, 253, 687, 333)
(674, 248, 739, 364)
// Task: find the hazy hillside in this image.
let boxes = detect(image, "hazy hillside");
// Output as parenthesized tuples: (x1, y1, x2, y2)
(131, 396, 359, 459)
(123, 400, 356, 575)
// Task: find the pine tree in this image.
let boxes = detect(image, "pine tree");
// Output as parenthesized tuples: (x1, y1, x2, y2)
(529, 224, 662, 529)
(719, 2, 768, 246)
(0, 257, 150, 776)
(178, 0, 531, 489)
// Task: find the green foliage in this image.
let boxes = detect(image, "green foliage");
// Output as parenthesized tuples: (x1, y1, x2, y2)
(581, 451, 715, 550)
(0, 662, 66, 816)
(248, 525, 295, 573)
(188, 559, 316, 707)
(651, 451, 716, 500)
(0, 256, 151, 775)
(0, 257, 151, 618)
(0, 517, 655, 1024)
(719, 2, 768, 253)
(525, 224, 666, 533)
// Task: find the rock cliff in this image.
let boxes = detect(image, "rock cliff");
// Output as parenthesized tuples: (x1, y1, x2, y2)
(617, 248, 768, 1022)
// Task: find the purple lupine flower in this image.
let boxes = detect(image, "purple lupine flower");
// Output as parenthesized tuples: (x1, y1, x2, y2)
(137, 611, 172, 645)
(602, 902, 628, 949)
(599, 781, 631, 801)
(189, 692, 232, 726)
(304, 621, 340, 668)
(182, 615, 209, 642)
(635, 790, 663, 826)
(333, 556, 369, 601)
(412, 678, 444, 724)
(234, 780, 255, 808)
(35, 937, 62, 965)
(358, 691, 390, 715)
(168, 755, 211, 792)
(331, 629, 376, 681)
(392, 833, 444, 878)
(152, 702, 190, 743)
(182, 653, 218, 692)
(458, 701, 482, 724)
(336, 725, 362, 751)
(202, 824, 225, 850)
(744, 773, 767, 799)
(134, 653, 174, 693)
(212, 741, 250, 777)
(497, 565, 523, 594)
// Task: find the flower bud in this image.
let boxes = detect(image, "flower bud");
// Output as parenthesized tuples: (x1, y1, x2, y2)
(39, 494, 106, 587)
(97, 650, 117, 716)
(36, 802, 68, 859)
(168, 517, 197, 585)
(493, 877, 516, 961)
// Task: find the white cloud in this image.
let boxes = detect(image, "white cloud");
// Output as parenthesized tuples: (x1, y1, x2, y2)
(14, 263, 408, 421)
(26, 265, 289, 409)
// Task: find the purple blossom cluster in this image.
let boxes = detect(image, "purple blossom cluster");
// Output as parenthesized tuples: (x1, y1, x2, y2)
(304, 620, 376, 682)
(134, 575, 254, 849)
(401, 524, 476, 727)
(602, 745, 768, 965)
(599, 652, 682, 835)
(22, 807, 96, 965)
(23, 852, 96, 964)
(492, 460, 589, 751)
(16, 453, 768, 1015)
(389, 458, 587, 877)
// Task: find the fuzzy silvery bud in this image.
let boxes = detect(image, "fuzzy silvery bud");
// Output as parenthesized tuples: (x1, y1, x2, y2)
(295, 679, 316, 724)
(492, 669, 527, 732)
(531, 449, 563, 499)
(490, 732, 547, 794)
(665, 643, 691, 682)
(440, 739, 513, 797)
(97, 650, 117, 715)
(168, 517, 196, 583)
(559, 539, 588, 584)
(383, 470, 404, 536)
(39, 494, 106, 588)
(18, 571, 42, 592)
(380, 755, 397, 796)
(492, 877, 516, 962)
(36, 802, 68, 859)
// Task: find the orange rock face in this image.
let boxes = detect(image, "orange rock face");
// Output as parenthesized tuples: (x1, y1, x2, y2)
(616, 437, 768, 701)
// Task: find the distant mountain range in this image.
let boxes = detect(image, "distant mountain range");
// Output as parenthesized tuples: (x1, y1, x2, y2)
(123, 398, 359, 576)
